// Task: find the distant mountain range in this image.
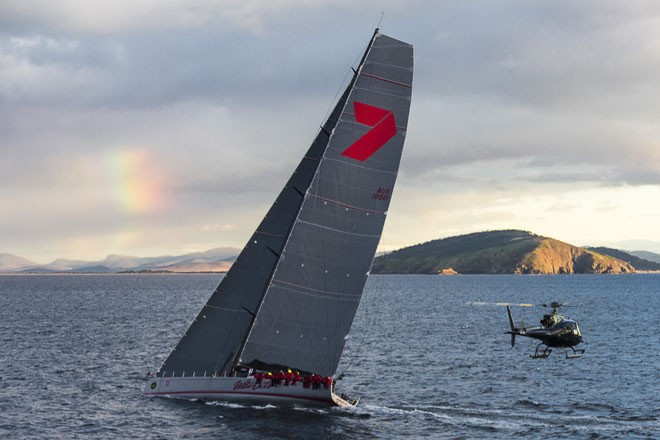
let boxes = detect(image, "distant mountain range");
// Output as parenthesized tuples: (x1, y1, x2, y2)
(627, 250, 660, 264)
(371, 230, 660, 274)
(0, 248, 240, 273)
(585, 247, 660, 271)
(3, 231, 659, 274)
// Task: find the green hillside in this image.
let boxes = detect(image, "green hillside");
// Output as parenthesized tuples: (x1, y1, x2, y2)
(372, 230, 635, 274)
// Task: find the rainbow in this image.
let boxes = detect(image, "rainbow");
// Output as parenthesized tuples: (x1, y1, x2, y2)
(111, 149, 166, 215)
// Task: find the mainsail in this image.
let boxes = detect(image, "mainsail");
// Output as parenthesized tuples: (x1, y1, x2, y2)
(158, 30, 413, 379)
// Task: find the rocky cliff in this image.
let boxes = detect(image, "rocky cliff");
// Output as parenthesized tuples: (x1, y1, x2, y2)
(515, 238, 634, 274)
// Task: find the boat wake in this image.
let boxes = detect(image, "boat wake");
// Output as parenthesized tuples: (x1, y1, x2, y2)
(204, 400, 277, 410)
(352, 402, 659, 436)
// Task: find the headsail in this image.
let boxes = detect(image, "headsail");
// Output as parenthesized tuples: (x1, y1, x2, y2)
(239, 33, 413, 377)
(157, 30, 413, 380)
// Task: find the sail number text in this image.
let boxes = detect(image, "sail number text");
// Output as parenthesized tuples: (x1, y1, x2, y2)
(372, 187, 392, 201)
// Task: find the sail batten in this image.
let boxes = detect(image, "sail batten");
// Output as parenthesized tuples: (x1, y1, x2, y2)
(295, 220, 383, 238)
(360, 72, 413, 88)
(271, 279, 363, 300)
(307, 194, 389, 212)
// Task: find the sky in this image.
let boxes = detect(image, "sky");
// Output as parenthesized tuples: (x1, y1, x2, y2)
(1, 0, 660, 263)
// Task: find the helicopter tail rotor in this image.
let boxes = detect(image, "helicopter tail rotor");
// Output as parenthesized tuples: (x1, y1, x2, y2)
(506, 305, 517, 347)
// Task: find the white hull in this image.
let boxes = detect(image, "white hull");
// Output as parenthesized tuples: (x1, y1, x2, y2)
(143, 376, 354, 407)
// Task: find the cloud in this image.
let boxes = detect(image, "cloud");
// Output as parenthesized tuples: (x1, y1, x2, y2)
(0, 0, 417, 35)
(202, 223, 237, 232)
(2, 1, 660, 261)
(0, 0, 250, 34)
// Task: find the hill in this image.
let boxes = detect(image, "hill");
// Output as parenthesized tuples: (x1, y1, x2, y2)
(371, 230, 636, 275)
(5, 235, 656, 275)
(0, 253, 38, 271)
(2, 247, 240, 273)
(630, 250, 660, 264)
(587, 247, 660, 271)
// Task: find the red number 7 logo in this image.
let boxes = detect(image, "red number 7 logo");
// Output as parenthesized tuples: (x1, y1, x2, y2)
(341, 102, 397, 162)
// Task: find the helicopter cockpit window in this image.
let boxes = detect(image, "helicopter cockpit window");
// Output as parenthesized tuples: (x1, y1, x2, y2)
(541, 315, 552, 326)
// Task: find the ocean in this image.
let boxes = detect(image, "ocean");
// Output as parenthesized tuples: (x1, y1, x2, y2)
(1, 273, 658, 439)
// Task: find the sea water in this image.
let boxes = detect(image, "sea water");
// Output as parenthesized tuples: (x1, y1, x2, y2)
(0, 274, 657, 439)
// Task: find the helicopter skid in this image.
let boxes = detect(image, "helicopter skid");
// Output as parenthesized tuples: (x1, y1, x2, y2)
(529, 345, 584, 359)
(564, 348, 585, 359)
(530, 343, 552, 359)
(530, 350, 551, 359)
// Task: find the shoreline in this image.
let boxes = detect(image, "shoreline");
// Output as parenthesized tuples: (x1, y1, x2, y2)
(2, 271, 658, 276)
(0, 271, 228, 276)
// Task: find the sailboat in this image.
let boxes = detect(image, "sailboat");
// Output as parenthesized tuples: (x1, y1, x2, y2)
(144, 29, 413, 407)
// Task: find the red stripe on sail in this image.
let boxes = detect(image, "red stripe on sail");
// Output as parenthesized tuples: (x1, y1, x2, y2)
(361, 72, 412, 89)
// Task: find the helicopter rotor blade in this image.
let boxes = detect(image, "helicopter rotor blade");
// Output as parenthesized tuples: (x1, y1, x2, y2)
(538, 301, 568, 308)
(469, 294, 605, 309)
(544, 295, 607, 308)
(467, 301, 535, 307)
(468, 301, 580, 309)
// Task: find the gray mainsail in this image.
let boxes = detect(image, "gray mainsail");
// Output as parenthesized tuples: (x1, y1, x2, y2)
(157, 30, 413, 379)
(239, 33, 413, 377)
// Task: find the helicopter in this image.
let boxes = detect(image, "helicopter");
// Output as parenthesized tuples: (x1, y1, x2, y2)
(506, 301, 584, 359)
(469, 301, 585, 359)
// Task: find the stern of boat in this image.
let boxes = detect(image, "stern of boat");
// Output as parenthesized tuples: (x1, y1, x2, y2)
(331, 390, 360, 407)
